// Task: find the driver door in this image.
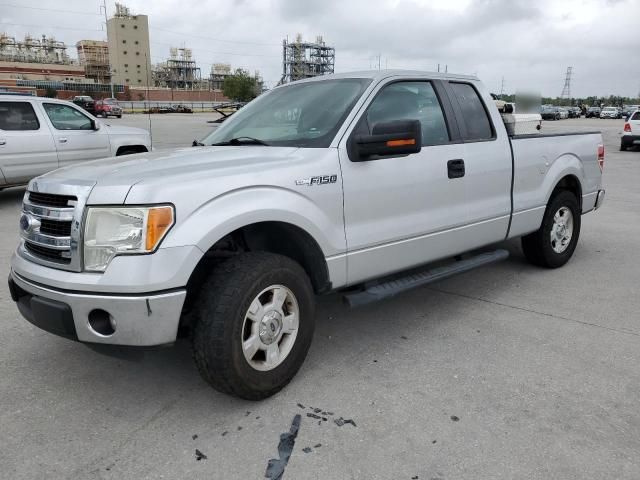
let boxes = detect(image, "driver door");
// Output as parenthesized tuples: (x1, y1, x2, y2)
(338, 79, 469, 285)
(39, 102, 111, 167)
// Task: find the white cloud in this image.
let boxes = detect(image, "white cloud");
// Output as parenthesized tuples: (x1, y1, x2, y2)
(1, 0, 638, 96)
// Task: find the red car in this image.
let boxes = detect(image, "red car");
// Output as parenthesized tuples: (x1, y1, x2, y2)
(94, 98, 123, 118)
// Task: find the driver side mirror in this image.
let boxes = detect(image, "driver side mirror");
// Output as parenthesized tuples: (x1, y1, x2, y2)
(351, 119, 422, 161)
(90, 119, 100, 131)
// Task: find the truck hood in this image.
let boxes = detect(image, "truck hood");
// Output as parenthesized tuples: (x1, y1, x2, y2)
(37, 146, 300, 204)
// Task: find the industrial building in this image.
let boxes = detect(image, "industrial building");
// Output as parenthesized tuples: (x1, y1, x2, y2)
(0, 33, 86, 84)
(153, 47, 203, 90)
(279, 34, 335, 84)
(106, 3, 152, 86)
(76, 40, 110, 84)
(209, 63, 265, 95)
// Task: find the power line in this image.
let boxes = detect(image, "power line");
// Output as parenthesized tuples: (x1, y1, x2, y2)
(0, 21, 102, 32)
(0, 3, 101, 16)
(151, 25, 281, 47)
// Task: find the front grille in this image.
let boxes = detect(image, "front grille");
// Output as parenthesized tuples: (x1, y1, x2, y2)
(24, 242, 71, 264)
(28, 192, 76, 208)
(39, 219, 72, 237)
(22, 190, 81, 269)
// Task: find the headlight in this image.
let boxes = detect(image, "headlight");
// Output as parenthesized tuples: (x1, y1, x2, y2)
(83, 205, 174, 272)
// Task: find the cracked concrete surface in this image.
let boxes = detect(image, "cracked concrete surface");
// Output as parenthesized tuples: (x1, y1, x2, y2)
(1, 117, 639, 479)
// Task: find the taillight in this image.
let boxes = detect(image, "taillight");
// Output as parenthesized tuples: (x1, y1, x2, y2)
(624, 123, 632, 132)
(597, 144, 605, 171)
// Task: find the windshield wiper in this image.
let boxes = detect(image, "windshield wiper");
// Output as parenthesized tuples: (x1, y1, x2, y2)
(210, 136, 270, 146)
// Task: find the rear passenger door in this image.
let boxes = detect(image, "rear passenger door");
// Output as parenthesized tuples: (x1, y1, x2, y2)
(0, 101, 58, 185)
(40, 102, 111, 167)
(443, 81, 513, 245)
(338, 79, 470, 284)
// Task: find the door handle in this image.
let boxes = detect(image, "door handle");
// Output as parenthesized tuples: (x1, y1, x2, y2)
(0, 139, 6, 146)
(58, 138, 68, 144)
(447, 159, 465, 179)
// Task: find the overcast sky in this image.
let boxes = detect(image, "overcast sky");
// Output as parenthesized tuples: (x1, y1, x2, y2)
(1, 0, 638, 97)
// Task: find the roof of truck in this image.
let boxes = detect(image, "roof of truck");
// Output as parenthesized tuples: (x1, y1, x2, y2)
(279, 69, 479, 87)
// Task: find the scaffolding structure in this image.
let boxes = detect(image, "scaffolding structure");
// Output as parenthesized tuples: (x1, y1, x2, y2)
(209, 63, 232, 91)
(153, 47, 203, 89)
(279, 34, 335, 84)
(76, 40, 110, 84)
(0, 33, 72, 64)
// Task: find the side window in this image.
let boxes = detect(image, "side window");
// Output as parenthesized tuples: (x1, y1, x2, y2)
(363, 81, 450, 146)
(0, 102, 40, 131)
(449, 83, 494, 141)
(43, 103, 93, 130)
(631, 111, 640, 121)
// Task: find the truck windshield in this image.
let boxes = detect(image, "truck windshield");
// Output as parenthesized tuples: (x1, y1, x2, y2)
(202, 78, 371, 148)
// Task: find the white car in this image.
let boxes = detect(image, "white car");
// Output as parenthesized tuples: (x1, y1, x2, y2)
(621, 110, 640, 151)
(0, 96, 150, 190)
(600, 106, 620, 119)
(557, 108, 569, 119)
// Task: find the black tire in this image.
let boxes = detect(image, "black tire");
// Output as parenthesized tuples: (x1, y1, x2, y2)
(192, 252, 315, 400)
(117, 114, 122, 118)
(521, 190, 581, 268)
(620, 143, 627, 151)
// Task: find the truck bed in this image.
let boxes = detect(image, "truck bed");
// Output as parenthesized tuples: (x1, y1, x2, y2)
(507, 130, 603, 239)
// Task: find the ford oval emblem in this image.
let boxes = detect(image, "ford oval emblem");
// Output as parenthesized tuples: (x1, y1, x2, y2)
(19, 214, 30, 232)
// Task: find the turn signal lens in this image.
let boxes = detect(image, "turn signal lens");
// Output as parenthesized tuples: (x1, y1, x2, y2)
(146, 206, 174, 250)
(386, 138, 416, 147)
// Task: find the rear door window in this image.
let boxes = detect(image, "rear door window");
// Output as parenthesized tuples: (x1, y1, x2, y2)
(631, 111, 640, 121)
(0, 102, 40, 131)
(449, 83, 494, 141)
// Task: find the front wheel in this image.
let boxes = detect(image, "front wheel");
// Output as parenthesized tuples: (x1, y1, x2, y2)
(521, 190, 581, 268)
(192, 252, 315, 400)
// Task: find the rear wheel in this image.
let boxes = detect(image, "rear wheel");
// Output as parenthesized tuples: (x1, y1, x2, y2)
(620, 143, 627, 151)
(192, 252, 315, 400)
(521, 190, 581, 268)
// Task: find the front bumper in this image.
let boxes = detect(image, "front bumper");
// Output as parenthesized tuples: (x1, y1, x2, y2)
(9, 270, 186, 346)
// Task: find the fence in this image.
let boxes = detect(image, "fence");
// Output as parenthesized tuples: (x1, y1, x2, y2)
(117, 101, 228, 113)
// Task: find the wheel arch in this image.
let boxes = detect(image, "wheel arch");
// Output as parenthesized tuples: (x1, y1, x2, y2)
(551, 173, 583, 210)
(115, 145, 148, 156)
(182, 221, 332, 325)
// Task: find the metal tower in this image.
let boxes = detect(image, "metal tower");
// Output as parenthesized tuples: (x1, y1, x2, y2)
(279, 34, 335, 85)
(560, 67, 572, 100)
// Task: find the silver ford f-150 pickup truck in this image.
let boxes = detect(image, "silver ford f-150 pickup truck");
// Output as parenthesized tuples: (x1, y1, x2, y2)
(8, 71, 605, 399)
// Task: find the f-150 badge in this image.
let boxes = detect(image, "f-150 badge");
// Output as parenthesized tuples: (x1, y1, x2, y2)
(295, 174, 338, 186)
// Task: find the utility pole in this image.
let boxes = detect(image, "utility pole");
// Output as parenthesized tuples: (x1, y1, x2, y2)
(500, 76, 505, 98)
(100, 0, 115, 99)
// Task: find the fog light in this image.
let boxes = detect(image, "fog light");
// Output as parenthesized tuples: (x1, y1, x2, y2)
(88, 309, 116, 336)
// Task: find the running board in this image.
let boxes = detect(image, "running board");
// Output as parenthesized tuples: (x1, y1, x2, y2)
(344, 249, 509, 308)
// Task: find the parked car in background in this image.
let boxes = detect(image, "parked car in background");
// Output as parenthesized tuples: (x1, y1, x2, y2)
(558, 107, 569, 119)
(541, 106, 561, 120)
(94, 98, 123, 118)
(600, 106, 620, 119)
(566, 107, 581, 118)
(586, 106, 602, 118)
(622, 105, 640, 120)
(621, 110, 640, 151)
(8, 71, 605, 400)
(71, 96, 96, 116)
(0, 96, 150, 190)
